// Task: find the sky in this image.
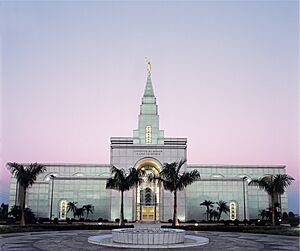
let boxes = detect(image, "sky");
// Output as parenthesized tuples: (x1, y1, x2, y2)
(0, 1, 299, 213)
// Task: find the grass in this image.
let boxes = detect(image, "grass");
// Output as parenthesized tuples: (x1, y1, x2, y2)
(0, 223, 133, 234)
(0, 223, 299, 236)
(161, 224, 300, 236)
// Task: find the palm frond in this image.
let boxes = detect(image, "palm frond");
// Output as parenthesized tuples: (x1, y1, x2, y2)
(7, 162, 46, 189)
(106, 166, 143, 192)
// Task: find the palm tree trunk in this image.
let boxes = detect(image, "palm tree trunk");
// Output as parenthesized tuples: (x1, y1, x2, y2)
(120, 191, 125, 226)
(172, 191, 178, 226)
(21, 189, 26, 226)
(271, 194, 276, 226)
(206, 206, 209, 221)
(218, 210, 221, 221)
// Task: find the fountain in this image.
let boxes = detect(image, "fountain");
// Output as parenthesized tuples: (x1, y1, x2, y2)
(88, 226, 209, 248)
(112, 228, 185, 245)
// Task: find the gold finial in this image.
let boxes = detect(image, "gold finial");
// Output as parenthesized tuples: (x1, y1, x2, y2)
(145, 57, 151, 75)
(147, 61, 151, 75)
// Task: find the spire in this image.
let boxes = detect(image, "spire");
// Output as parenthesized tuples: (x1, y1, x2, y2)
(143, 61, 155, 97)
(133, 61, 164, 144)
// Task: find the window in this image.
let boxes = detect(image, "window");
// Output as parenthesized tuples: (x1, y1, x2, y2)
(145, 125, 152, 144)
(229, 201, 237, 220)
(59, 200, 67, 220)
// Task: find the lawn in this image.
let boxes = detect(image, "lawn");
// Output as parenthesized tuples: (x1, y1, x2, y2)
(0, 223, 299, 236)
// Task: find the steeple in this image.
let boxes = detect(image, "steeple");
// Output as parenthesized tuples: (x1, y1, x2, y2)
(142, 62, 156, 107)
(133, 61, 164, 144)
(143, 62, 155, 98)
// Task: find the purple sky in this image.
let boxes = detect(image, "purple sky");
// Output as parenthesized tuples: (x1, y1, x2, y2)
(1, 1, 299, 212)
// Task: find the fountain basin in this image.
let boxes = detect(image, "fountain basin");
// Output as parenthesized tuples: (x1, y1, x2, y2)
(112, 228, 185, 245)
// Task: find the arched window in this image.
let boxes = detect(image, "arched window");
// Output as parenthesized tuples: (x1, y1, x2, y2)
(145, 125, 152, 144)
(229, 201, 237, 220)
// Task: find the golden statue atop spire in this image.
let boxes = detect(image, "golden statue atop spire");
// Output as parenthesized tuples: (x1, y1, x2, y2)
(145, 57, 151, 76)
(147, 61, 151, 75)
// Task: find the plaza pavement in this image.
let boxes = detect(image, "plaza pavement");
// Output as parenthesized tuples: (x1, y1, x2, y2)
(0, 230, 299, 251)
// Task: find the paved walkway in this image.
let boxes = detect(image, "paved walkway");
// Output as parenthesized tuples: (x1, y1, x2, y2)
(0, 230, 299, 250)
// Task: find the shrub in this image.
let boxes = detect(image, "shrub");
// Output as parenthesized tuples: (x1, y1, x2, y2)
(288, 211, 295, 218)
(201, 220, 206, 223)
(66, 218, 72, 224)
(233, 219, 240, 226)
(79, 218, 84, 222)
(124, 219, 128, 223)
(37, 218, 49, 224)
(53, 218, 58, 224)
(282, 212, 288, 220)
(115, 218, 120, 223)
(189, 219, 196, 223)
(289, 217, 300, 227)
(223, 220, 230, 226)
(98, 218, 103, 222)
(168, 219, 173, 223)
(6, 218, 16, 224)
(247, 220, 253, 226)
(255, 220, 265, 226)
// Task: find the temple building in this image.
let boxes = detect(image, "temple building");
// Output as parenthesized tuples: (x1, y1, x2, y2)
(8, 63, 288, 222)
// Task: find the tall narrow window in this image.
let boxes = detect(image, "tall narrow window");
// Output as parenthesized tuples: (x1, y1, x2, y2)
(59, 200, 67, 220)
(229, 201, 237, 220)
(146, 126, 152, 144)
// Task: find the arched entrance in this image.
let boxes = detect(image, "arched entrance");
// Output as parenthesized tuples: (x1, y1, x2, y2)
(134, 158, 162, 223)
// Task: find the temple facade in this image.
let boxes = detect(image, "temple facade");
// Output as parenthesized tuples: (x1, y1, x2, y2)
(9, 63, 288, 222)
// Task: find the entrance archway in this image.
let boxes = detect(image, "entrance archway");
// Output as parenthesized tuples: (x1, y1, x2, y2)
(134, 158, 162, 222)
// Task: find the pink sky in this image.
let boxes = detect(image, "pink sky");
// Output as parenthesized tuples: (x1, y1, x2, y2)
(0, 1, 299, 212)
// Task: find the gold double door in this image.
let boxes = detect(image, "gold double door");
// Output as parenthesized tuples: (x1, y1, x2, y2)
(142, 206, 155, 221)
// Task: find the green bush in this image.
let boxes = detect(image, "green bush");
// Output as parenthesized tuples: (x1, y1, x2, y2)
(233, 219, 240, 226)
(289, 217, 299, 227)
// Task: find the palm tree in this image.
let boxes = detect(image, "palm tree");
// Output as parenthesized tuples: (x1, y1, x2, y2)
(200, 200, 214, 221)
(216, 200, 229, 221)
(249, 174, 294, 225)
(149, 160, 200, 226)
(7, 162, 46, 226)
(83, 204, 94, 219)
(211, 210, 219, 221)
(208, 208, 214, 221)
(106, 166, 143, 226)
(74, 207, 85, 219)
(67, 201, 78, 218)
